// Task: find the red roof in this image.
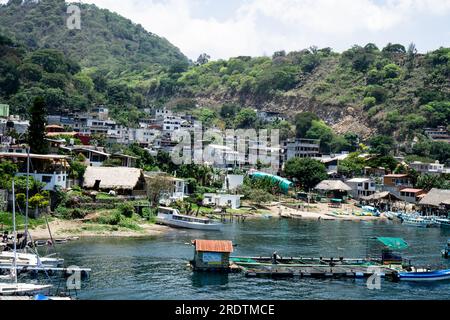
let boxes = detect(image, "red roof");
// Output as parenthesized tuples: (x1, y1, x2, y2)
(194, 240, 233, 253)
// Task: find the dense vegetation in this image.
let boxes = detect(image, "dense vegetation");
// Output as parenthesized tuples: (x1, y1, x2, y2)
(0, 0, 188, 115)
(0, 0, 449, 151)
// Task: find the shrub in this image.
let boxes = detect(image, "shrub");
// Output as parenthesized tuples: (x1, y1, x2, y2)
(363, 96, 377, 108)
(118, 203, 135, 218)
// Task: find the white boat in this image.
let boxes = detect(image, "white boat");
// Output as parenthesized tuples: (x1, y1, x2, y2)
(156, 207, 223, 231)
(0, 283, 52, 295)
(434, 218, 450, 228)
(401, 215, 435, 228)
(0, 251, 64, 269)
(0, 179, 53, 297)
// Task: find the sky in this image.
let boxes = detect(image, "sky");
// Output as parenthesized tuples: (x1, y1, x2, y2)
(3, 0, 450, 60)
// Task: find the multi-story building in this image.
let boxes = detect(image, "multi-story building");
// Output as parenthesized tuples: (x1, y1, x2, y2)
(346, 178, 377, 199)
(284, 138, 321, 162)
(409, 161, 447, 175)
(382, 174, 414, 197)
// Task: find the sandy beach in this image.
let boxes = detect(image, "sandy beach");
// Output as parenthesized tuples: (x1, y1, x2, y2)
(29, 219, 170, 240)
(266, 202, 386, 222)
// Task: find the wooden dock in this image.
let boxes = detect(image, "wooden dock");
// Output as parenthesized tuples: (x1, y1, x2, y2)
(245, 265, 395, 279)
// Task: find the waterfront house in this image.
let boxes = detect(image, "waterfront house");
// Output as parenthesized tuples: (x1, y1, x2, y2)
(0, 152, 70, 191)
(360, 191, 402, 212)
(399, 188, 426, 204)
(382, 174, 414, 197)
(203, 193, 242, 209)
(83, 167, 147, 196)
(191, 240, 233, 272)
(419, 188, 450, 216)
(346, 178, 377, 199)
(144, 171, 188, 204)
(314, 180, 352, 200)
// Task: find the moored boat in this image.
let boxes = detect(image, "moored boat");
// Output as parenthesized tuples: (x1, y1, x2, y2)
(156, 207, 223, 231)
(401, 215, 435, 228)
(397, 268, 450, 282)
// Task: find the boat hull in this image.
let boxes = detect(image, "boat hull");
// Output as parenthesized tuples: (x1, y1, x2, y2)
(398, 269, 450, 282)
(156, 217, 222, 231)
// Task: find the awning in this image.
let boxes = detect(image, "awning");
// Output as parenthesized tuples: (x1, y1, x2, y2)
(376, 237, 408, 250)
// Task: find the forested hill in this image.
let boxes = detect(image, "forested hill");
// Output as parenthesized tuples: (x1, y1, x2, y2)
(0, 0, 188, 71)
(0, 0, 449, 145)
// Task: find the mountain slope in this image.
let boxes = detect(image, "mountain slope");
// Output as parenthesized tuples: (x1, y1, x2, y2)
(0, 0, 188, 71)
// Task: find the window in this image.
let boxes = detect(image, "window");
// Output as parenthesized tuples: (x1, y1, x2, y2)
(42, 176, 52, 183)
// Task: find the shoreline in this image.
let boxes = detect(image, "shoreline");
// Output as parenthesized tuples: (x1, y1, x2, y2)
(28, 204, 387, 241)
(29, 219, 171, 240)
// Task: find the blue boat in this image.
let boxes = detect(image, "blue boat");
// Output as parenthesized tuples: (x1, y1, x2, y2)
(398, 268, 450, 282)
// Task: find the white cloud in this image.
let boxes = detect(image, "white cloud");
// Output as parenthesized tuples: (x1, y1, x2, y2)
(1, 0, 450, 59)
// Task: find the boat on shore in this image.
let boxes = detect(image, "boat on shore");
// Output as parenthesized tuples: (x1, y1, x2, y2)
(396, 268, 450, 282)
(156, 207, 223, 231)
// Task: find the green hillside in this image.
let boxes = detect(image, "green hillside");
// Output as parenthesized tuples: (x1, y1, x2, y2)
(0, 0, 188, 71)
(0, 0, 449, 147)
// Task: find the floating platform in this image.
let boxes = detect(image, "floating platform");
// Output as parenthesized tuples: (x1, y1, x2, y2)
(245, 265, 394, 279)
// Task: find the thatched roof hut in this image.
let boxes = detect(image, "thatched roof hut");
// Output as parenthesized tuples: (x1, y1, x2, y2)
(419, 189, 450, 207)
(315, 180, 352, 192)
(83, 167, 146, 195)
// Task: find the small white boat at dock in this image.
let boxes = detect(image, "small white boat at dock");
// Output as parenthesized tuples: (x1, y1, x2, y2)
(156, 207, 223, 231)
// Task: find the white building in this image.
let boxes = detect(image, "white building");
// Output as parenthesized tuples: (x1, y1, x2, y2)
(223, 175, 244, 191)
(203, 193, 242, 209)
(409, 161, 447, 175)
(17, 171, 68, 191)
(346, 178, 377, 199)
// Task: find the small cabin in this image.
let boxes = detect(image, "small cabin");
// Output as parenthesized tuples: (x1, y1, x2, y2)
(191, 240, 233, 272)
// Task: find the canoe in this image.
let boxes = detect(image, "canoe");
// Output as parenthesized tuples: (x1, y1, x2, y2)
(398, 269, 450, 281)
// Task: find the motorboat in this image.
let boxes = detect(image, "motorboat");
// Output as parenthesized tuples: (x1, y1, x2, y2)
(156, 207, 223, 231)
(401, 215, 436, 228)
(397, 268, 450, 282)
(0, 283, 52, 296)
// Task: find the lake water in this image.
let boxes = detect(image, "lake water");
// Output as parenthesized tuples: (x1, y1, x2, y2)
(55, 218, 450, 300)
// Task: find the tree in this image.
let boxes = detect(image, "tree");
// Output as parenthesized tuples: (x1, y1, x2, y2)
(416, 174, 450, 191)
(234, 108, 258, 129)
(284, 158, 327, 190)
(369, 135, 395, 156)
(196, 53, 211, 66)
(28, 96, 48, 154)
(294, 112, 320, 138)
(146, 176, 175, 206)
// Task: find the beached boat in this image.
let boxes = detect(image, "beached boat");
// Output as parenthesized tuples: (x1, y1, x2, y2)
(156, 207, 223, 231)
(397, 268, 450, 282)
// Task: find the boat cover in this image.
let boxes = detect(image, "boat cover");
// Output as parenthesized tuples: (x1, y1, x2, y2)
(376, 237, 408, 250)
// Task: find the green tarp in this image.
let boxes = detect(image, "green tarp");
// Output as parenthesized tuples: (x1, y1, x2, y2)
(376, 237, 408, 250)
(251, 172, 293, 193)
